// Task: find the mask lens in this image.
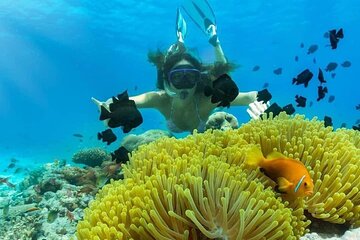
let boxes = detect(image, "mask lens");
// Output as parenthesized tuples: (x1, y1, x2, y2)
(168, 68, 200, 89)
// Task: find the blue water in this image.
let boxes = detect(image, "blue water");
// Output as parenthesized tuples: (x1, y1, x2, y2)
(0, 0, 359, 177)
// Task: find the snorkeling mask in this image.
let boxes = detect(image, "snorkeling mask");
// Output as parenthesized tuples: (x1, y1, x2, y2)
(167, 64, 201, 89)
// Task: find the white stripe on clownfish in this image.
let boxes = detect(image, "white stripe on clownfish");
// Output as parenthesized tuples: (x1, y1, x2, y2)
(294, 175, 306, 193)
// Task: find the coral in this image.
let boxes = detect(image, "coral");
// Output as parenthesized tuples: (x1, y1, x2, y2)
(205, 111, 239, 131)
(121, 129, 172, 152)
(72, 148, 111, 167)
(76, 113, 360, 239)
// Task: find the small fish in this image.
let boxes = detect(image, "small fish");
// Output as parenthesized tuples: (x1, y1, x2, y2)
(329, 28, 344, 49)
(341, 61, 351, 68)
(98, 129, 117, 145)
(318, 68, 326, 84)
(300, 43, 304, 48)
(323, 32, 330, 38)
(100, 91, 143, 133)
(340, 123, 347, 128)
(262, 82, 269, 88)
(282, 104, 295, 115)
(204, 74, 239, 108)
(313, 58, 317, 64)
(352, 124, 360, 131)
(328, 95, 335, 103)
(324, 116, 333, 128)
(252, 65, 260, 71)
(262, 103, 283, 118)
(307, 44, 318, 54)
(317, 86, 328, 101)
(111, 146, 130, 164)
(325, 62, 338, 72)
(0, 177, 15, 188)
(295, 95, 307, 107)
(295, 56, 299, 62)
(10, 158, 17, 163)
(7, 163, 15, 169)
(134, 85, 138, 91)
(309, 101, 313, 107)
(292, 69, 313, 87)
(356, 104, 360, 110)
(245, 147, 314, 199)
(331, 73, 336, 79)
(73, 133, 83, 138)
(257, 89, 272, 103)
(273, 68, 282, 75)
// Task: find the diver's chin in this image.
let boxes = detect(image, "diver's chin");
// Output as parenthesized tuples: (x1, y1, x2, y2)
(179, 91, 189, 100)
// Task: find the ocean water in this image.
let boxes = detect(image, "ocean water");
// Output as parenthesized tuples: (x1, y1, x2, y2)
(0, 0, 359, 181)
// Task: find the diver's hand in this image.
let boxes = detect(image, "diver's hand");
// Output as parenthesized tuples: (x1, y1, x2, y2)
(91, 97, 110, 127)
(247, 101, 270, 120)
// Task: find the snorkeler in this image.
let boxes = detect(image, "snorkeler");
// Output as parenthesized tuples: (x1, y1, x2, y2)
(92, 1, 269, 133)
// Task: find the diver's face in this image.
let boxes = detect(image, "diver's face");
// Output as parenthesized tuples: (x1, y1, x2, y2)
(166, 60, 200, 100)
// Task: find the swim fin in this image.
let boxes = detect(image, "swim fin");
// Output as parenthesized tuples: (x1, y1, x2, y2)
(181, 0, 219, 46)
(176, 8, 187, 43)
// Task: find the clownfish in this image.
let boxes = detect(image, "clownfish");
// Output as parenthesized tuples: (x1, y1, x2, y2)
(246, 147, 314, 199)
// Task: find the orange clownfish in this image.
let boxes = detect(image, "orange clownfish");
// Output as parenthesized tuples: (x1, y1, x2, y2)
(246, 147, 314, 199)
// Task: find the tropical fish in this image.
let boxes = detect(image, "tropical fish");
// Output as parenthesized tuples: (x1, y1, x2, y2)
(317, 86, 328, 101)
(307, 44, 318, 54)
(324, 116, 333, 127)
(262, 82, 269, 88)
(300, 42, 304, 48)
(352, 124, 360, 131)
(262, 103, 283, 118)
(111, 146, 130, 164)
(295, 56, 299, 62)
(318, 68, 326, 84)
(329, 28, 343, 49)
(204, 74, 239, 108)
(0, 177, 15, 188)
(245, 147, 314, 199)
(98, 129, 117, 145)
(273, 67, 282, 75)
(293, 69, 313, 87)
(100, 91, 143, 133)
(252, 65, 260, 71)
(331, 73, 336, 79)
(257, 89, 272, 103)
(328, 95, 335, 103)
(73, 133, 83, 138)
(325, 62, 338, 72)
(282, 104, 295, 115)
(341, 61, 351, 68)
(356, 104, 360, 110)
(295, 95, 307, 107)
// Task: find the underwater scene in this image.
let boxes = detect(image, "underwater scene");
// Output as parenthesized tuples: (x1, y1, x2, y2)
(0, 0, 359, 239)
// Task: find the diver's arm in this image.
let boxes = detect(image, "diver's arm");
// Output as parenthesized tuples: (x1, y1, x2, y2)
(92, 91, 163, 110)
(230, 91, 258, 106)
(129, 91, 164, 108)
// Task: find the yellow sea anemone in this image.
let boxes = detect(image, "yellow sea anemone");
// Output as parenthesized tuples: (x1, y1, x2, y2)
(76, 113, 360, 240)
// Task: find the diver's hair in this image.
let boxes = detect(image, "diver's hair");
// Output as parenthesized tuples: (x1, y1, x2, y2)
(147, 45, 238, 92)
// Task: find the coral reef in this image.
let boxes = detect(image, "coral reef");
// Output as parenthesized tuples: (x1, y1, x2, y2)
(76, 113, 360, 239)
(0, 154, 123, 240)
(205, 111, 239, 130)
(72, 148, 111, 167)
(121, 129, 172, 152)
